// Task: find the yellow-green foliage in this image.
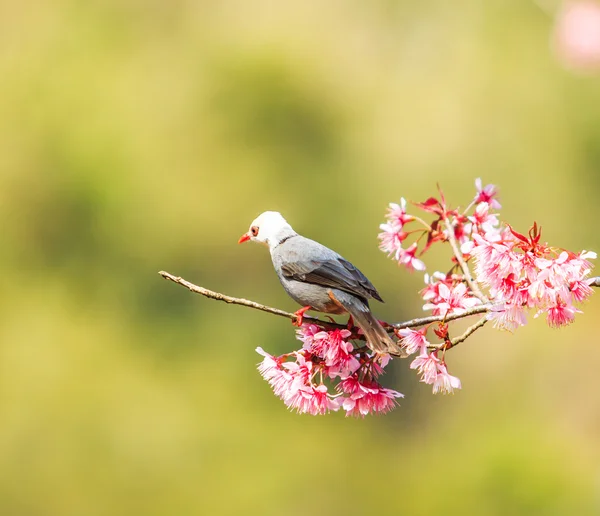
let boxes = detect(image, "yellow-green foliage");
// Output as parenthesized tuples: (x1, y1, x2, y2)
(0, 1, 599, 514)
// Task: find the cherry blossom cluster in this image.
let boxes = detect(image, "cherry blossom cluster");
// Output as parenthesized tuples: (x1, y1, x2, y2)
(465, 226, 596, 330)
(379, 178, 596, 329)
(256, 179, 596, 416)
(396, 327, 461, 394)
(256, 325, 403, 417)
(378, 178, 596, 395)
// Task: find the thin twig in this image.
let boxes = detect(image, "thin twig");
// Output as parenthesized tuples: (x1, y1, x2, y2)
(427, 317, 488, 351)
(391, 305, 491, 329)
(160, 271, 600, 354)
(159, 271, 348, 331)
(432, 317, 488, 351)
(443, 214, 488, 303)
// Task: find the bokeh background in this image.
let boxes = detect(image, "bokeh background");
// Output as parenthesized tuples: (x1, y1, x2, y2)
(2, 1, 600, 514)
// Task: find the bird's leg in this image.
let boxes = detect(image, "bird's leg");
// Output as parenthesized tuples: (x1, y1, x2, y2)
(292, 306, 312, 327)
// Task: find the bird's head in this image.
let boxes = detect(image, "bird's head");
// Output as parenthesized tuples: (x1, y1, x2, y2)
(238, 211, 296, 248)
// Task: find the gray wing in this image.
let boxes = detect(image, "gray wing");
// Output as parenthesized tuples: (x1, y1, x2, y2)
(277, 237, 384, 303)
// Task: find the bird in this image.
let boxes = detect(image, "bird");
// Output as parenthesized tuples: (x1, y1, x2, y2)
(238, 211, 403, 355)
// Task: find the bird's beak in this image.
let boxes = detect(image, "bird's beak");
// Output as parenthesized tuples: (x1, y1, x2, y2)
(238, 232, 251, 244)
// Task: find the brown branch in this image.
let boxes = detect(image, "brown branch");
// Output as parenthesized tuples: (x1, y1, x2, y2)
(158, 271, 347, 331)
(391, 305, 491, 329)
(441, 317, 488, 350)
(159, 270, 491, 332)
(443, 214, 488, 303)
(159, 271, 600, 353)
(427, 317, 489, 351)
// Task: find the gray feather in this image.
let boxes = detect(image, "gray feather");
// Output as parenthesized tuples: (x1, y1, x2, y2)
(270, 234, 401, 355)
(274, 236, 384, 303)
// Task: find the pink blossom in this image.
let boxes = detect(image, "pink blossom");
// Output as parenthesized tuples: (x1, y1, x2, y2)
(256, 349, 312, 402)
(410, 352, 440, 384)
(470, 232, 528, 300)
(256, 347, 286, 384)
(462, 222, 507, 255)
(460, 240, 475, 255)
(432, 363, 462, 395)
(581, 250, 598, 260)
(469, 202, 500, 233)
(397, 328, 430, 355)
(281, 352, 313, 382)
(471, 230, 595, 330)
(571, 279, 593, 302)
(487, 303, 528, 331)
(379, 221, 425, 270)
(386, 198, 414, 227)
(295, 324, 322, 349)
(297, 326, 360, 378)
(474, 178, 502, 210)
(284, 383, 341, 415)
(363, 353, 391, 378)
(338, 376, 403, 417)
(544, 301, 579, 328)
(397, 242, 426, 271)
(565, 251, 596, 283)
(554, 0, 600, 71)
(525, 250, 592, 315)
(298, 327, 333, 357)
(320, 329, 360, 378)
(379, 198, 424, 269)
(410, 353, 462, 394)
(535, 252, 572, 289)
(256, 347, 298, 399)
(378, 223, 405, 258)
(421, 272, 454, 303)
(423, 282, 481, 316)
(256, 348, 343, 415)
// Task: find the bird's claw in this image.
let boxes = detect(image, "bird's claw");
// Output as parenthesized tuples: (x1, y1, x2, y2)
(292, 306, 312, 327)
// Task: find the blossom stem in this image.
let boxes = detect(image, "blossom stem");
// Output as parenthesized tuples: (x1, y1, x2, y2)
(462, 200, 476, 216)
(433, 317, 488, 351)
(443, 214, 489, 303)
(413, 215, 433, 231)
(414, 229, 430, 245)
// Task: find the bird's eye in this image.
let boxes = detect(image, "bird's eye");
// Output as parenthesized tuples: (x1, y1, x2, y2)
(251, 226, 259, 237)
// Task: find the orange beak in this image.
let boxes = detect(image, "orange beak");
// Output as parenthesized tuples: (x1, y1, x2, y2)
(238, 232, 251, 244)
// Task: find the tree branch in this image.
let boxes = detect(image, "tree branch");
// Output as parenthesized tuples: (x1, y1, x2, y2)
(430, 317, 488, 352)
(159, 271, 600, 354)
(158, 271, 347, 331)
(159, 271, 492, 332)
(391, 306, 491, 329)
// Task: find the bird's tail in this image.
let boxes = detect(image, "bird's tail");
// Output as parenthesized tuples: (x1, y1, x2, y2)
(336, 296, 405, 357)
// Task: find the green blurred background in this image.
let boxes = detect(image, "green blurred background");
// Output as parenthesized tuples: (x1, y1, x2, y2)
(1, 1, 600, 514)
